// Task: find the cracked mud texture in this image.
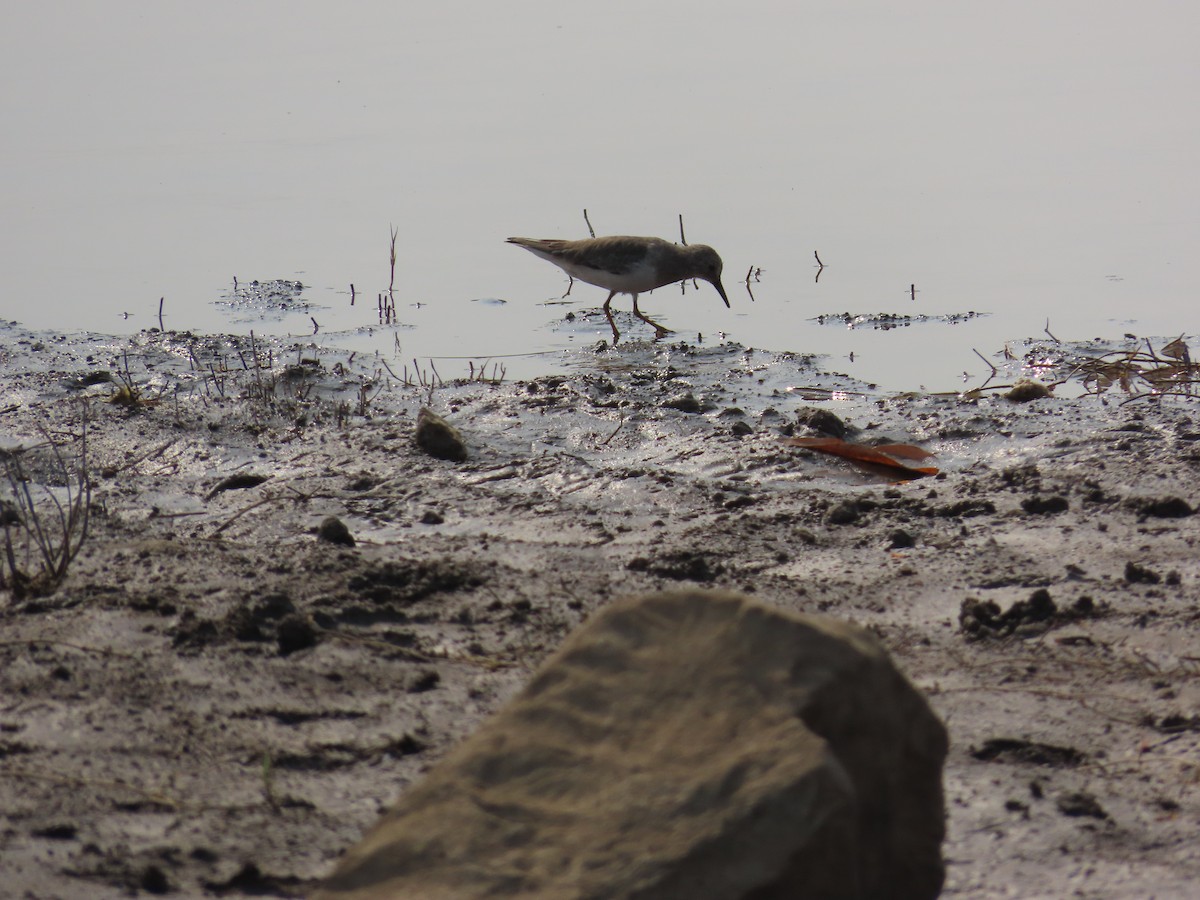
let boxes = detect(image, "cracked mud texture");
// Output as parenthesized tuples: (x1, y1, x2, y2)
(1, 326, 1199, 898)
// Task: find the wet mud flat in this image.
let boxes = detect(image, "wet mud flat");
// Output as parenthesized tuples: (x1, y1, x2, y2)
(1, 325, 1198, 898)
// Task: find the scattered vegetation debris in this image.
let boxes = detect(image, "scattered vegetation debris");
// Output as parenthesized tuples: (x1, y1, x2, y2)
(344, 558, 484, 605)
(934, 499, 996, 518)
(388, 732, 427, 757)
(970, 737, 1086, 768)
(1124, 561, 1161, 585)
(1005, 380, 1052, 402)
(415, 408, 468, 462)
(1004, 799, 1030, 816)
(1070, 335, 1198, 399)
(31, 823, 78, 840)
(1136, 496, 1193, 519)
(1142, 712, 1200, 735)
(626, 550, 724, 583)
(1021, 495, 1069, 515)
(814, 311, 984, 330)
(960, 591, 1053, 638)
(217, 278, 308, 312)
(1056, 791, 1109, 819)
(959, 588, 1096, 640)
(317, 516, 355, 547)
(785, 437, 938, 481)
(202, 862, 304, 897)
(66, 371, 116, 390)
(276, 614, 319, 656)
(205, 473, 269, 500)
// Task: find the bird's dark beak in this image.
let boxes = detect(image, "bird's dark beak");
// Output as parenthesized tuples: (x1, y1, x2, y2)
(711, 279, 730, 308)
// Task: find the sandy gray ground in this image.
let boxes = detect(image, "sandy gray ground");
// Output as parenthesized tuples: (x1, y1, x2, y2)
(1, 324, 1198, 898)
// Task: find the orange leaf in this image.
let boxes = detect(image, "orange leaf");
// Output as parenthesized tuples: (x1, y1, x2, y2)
(785, 437, 939, 480)
(872, 442, 936, 461)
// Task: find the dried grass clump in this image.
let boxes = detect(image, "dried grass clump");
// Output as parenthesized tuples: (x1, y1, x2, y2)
(1, 420, 91, 601)
(1072, 336, 1196, 400)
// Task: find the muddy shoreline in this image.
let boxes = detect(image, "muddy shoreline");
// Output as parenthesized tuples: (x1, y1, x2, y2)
(2, 325, 1198, 898)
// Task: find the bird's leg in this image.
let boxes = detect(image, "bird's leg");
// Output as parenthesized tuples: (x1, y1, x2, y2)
(602, 290, 616, 314)
(603, 304, 621, 345)
(632, 294, 673, 338)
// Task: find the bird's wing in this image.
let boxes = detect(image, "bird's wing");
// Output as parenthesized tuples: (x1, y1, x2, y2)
(551, 238, 659, 277)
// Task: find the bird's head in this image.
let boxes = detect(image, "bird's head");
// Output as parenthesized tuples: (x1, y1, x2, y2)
(689, 244, 730, 308)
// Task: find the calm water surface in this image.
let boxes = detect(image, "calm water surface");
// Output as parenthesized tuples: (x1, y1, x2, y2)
(2, 1, 1197, 390)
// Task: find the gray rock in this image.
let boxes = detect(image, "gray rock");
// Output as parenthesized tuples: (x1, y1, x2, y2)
(314, 590, 947, 900)
(415, 407, 468, 462)
(317, 515, 355, 546)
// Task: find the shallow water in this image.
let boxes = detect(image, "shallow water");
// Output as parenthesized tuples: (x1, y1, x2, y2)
(2, 1, 1197, 391)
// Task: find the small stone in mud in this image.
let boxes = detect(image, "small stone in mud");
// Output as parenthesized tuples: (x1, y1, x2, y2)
(407, 670, 441, 693)
(795, 407, 848, 438)
(826, 500, 860, 525)
(1021, 495, 1069, 515)
(1139, 496, 1193, 519)
(793, 528, 818, 545)
(420, 509, 445, 525)
(1004, 381, 1051, 402)
(277, 614, 318, 656)
(1056, 791, 1108, 819)
(140, 865, 171, 895)
(723, 493, 757, 511)
(1070, 595, 1097, 617)
(729, 420, 753, 437)
(1124, 561, 1161, 584)
(415, 407, 468, 462)
(317, 516, 355, 547)
(889, 529, 915, 549)
(663, 392, 704, 413)
(205, 472, 269, 500)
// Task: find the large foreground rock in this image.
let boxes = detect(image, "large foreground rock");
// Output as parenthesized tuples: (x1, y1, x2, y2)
(314, 590, 947, 899)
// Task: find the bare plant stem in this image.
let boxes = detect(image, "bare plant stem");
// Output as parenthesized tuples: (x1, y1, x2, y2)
(388, 225, 399, 298)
